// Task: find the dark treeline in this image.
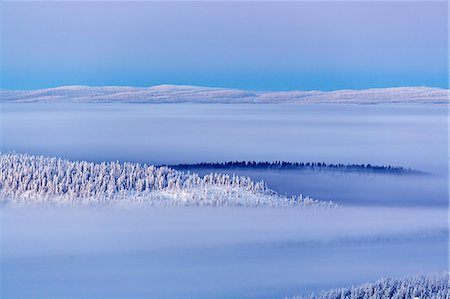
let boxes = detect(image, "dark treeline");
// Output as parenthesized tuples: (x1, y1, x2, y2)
(171, 161, 425, 175)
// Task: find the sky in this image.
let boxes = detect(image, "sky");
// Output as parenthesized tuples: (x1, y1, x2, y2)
(1, 1, 448, 91)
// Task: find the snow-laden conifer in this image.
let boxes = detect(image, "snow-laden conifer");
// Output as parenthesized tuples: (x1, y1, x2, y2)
(288, 272, 449, 299)
(0, 153, 335, 207)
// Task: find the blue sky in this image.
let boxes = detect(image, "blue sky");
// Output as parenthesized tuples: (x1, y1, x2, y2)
(1, 1, 448, 91)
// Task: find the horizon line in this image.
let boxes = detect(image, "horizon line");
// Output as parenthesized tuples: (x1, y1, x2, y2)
(2, 83, 449, 93)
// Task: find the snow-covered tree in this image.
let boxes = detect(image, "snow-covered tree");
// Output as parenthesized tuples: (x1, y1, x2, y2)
(0, 153, 336, 207)
(287, 272, 449, 299)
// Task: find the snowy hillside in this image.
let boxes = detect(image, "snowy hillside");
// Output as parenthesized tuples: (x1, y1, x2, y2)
(288, 272, 449, 299)
(0, 153, 334, 207)
(1, 85, 448, 104)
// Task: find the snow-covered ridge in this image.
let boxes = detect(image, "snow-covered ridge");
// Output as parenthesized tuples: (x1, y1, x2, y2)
(288, 272, 449, 299)
(1, 85, 448, 104)
(0, 153, 334, 207)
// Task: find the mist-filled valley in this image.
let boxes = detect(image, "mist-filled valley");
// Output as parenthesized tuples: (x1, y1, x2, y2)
(2, 1, 448, 298)
(0, 102, 448, 298)
(1, 103, 447, 207)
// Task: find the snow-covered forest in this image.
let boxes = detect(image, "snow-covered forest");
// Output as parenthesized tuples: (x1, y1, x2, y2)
(172, 161, 424, 175)
(0, 153, 334, 207)
(289, 272, 449, 299)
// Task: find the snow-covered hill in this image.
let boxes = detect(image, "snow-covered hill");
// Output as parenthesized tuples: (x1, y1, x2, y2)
(288, 272, 449, 299)
(1, 85, 448, 104)
(0, 153, 334, 207)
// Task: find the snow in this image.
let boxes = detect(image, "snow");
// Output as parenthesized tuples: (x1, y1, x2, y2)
(0, 101, 447, 298)
(2, 103, 447, 207)
(1, 84, 448, 104)
(0, 153, 333, 207)
(193, 168, 448, 207)
(288, 272, 449, 299)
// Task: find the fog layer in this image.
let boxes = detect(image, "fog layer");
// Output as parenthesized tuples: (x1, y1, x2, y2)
(1, 207, 447, 299)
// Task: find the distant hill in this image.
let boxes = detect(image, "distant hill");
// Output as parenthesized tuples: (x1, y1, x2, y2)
(1, 85, 448, 104)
